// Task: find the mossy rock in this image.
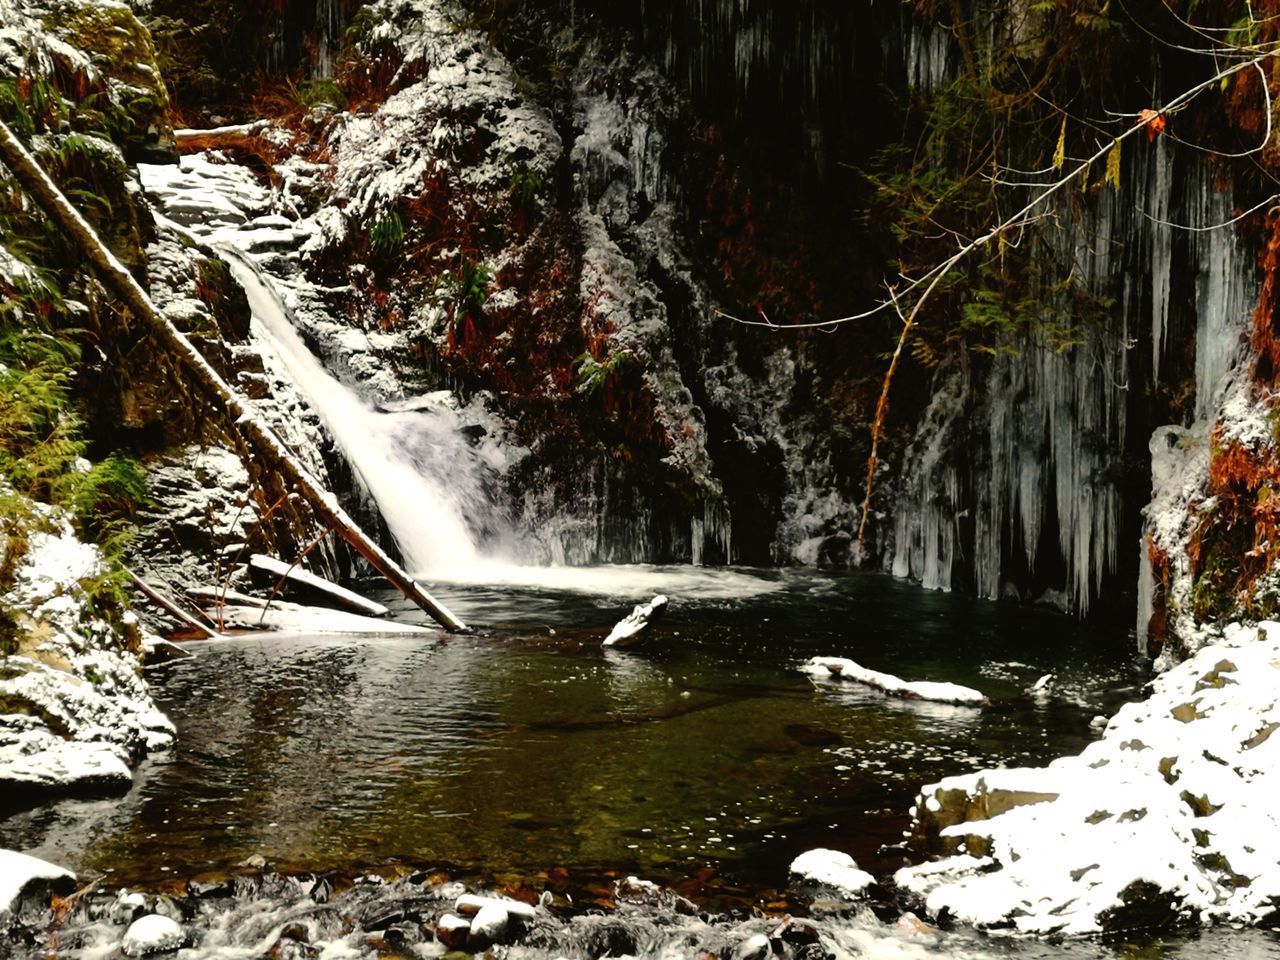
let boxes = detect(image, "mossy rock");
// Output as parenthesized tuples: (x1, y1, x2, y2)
(40, 0, 177, 163)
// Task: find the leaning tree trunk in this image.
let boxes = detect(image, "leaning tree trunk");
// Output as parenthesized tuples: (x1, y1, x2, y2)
(0, 119, 467, 632)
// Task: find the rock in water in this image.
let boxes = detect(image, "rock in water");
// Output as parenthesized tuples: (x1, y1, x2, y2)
(435, 913, 470, 948)
(0, 850, 75, 920)
(789, 848, 875, 897)
(121, 914, 186, 956)
(603, 595, 669, 648)
(467, 903, 509, 948)
(1028, 673, 1055, 697)
(454, 894, 536, 922)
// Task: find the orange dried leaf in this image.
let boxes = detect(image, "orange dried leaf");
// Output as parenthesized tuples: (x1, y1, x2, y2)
(1138, 109, 1167, 142)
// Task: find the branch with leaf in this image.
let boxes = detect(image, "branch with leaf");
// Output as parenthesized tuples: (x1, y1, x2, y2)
(718, 46, 1279, 559)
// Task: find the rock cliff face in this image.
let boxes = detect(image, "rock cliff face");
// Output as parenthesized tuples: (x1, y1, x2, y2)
(167, 0, 1277, 638)
(11, 0, 1278, 647)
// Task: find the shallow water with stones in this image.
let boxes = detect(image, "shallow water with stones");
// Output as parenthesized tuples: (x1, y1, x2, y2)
(4, 568, 1280, 957)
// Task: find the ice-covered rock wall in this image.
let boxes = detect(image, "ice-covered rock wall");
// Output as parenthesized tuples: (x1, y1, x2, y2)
(891, 145, 1257, 616)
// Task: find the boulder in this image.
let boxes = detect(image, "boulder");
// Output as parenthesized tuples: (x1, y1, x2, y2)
(435, 913, 470, 949)
(789, 848, 874, 897)
(0, 850, 75, 922)
(466, 903, 508, 948)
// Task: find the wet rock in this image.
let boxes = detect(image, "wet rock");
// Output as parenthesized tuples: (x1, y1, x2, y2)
(266, 934, 318, 960)
(436, 913, 470, 949)
(184, 879, 232, 899)
(612, 876, 697, 914)
(572, 916, 638, 957)
(603, 595, 669, 648)
(769, 915, 820, 945)
(816, 531, 852, 568)
(467, 903, 509, 948)
(110, 891, 149, 925)
(893, 912, 933, 936)
(1097, 880, 1197, 938)
(121, 914, 187, 956)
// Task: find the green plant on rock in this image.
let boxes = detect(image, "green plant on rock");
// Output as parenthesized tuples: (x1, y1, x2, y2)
(575, 349, 635, 396)
(293, 77, 347, 111)
(507, 158, 546, 217)
(436, 258, 492, 345)
(369, 209, 405, 255)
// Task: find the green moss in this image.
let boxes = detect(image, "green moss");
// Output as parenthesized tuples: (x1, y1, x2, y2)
(1191, 523, 1253, 623)
(39, 0, 175, 161)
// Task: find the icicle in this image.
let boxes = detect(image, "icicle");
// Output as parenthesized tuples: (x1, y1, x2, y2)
(1150, 138, 1172, 381)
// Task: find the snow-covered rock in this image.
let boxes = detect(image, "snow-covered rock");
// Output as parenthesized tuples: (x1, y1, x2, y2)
(435, 912, 470, 948)
(603, 594, 669, 648)
(789, 848, 875, 898)
(0, 499, 173, 795)
(0, 850, 75, 921)
(802, 656, 987, 706)
(466, 903, 509, 947)
(896, 620, 1280, 934)
(454, 893, 536, 922)
(121, 914, 187, 956)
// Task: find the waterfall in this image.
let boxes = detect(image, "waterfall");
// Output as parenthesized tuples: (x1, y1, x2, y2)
(312, 0, 344, 78)
(220, 252, 491, 576)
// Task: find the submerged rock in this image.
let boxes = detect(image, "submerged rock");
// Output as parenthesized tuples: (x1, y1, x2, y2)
(603, 594, 669, 648)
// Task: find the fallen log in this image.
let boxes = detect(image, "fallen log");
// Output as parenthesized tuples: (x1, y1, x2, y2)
(126, 569, 227, 641)
(248, 553, 390, 617)
(0, 118, 466, 631)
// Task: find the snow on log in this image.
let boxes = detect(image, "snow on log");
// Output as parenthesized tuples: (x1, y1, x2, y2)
(174, 120, 270, 143)
(603, 594, 669, 648)
(789, 848, 875, 897)
(202, 602, 427, 636)
(248, 555, 390, 617)
(801, 656, 987, 706)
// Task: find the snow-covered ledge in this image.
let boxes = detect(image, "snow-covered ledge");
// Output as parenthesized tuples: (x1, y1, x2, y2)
(0, 499, 174, 795)
(896, 621, 1280, 935)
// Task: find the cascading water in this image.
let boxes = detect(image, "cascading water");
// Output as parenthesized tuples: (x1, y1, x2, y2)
(138, 155, 779, 600)
(219, 251, 490, 575)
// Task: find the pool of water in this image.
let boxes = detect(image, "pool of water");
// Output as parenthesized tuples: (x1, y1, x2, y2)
(11, 568, 1277, 957)
(4, 570, 1137, 890)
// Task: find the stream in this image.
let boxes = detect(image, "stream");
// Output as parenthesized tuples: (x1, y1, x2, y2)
(11, 569, 1277, 957)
